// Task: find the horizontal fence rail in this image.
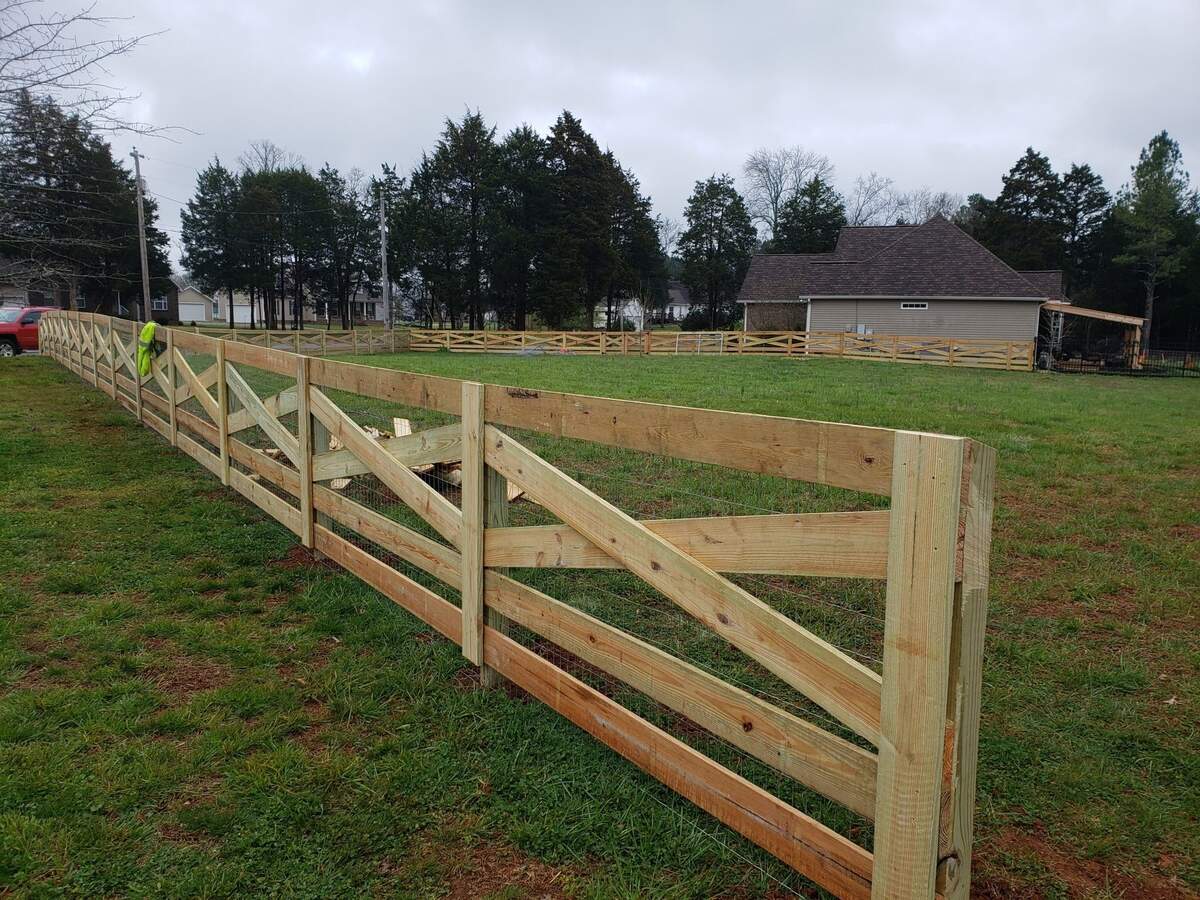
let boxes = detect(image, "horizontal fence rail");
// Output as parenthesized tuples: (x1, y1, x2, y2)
(40, 310, 996, 899)
(184, 325, 408, 357)
(408, 328, 1035, 371)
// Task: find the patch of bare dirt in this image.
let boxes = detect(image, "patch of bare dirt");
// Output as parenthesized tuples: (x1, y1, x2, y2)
(974, 826, 1198, 899)
(272, 545, 321, 570)
(441, 841, 576, 900)
(291, 699, 331, 752)
(145, 656, 231, 699)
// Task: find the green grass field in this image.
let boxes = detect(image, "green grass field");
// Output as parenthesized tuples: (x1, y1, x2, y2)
(1, 352, 1197, 898)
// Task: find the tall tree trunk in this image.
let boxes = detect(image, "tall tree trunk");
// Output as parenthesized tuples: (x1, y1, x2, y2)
(227, 287, 235, 329)
(1141, 273, 1155, 354)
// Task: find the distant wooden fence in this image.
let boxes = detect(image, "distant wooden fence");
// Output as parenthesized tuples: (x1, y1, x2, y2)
(409, 328, 1035, 371)
(42, 310, 996, 899)
(187, 325, 409, 356)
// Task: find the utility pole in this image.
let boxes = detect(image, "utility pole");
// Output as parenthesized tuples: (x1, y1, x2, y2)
(130, 148, 153, 322)
(379, 185, 391, 329)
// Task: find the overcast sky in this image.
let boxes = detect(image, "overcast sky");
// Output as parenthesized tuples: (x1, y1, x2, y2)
(98, 0, 1200, 262)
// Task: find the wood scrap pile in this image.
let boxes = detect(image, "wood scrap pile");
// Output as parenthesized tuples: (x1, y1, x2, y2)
(325, 417, 524, 502)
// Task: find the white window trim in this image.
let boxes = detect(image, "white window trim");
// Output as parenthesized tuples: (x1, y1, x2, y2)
(151, 297, 169, 312)
(900, 301, 929, 310)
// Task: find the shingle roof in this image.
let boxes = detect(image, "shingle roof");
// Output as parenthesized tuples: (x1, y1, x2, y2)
(1017, 269, 1065, 300)
(739, 215, 1058, 303)
(832, 225, 918, 259)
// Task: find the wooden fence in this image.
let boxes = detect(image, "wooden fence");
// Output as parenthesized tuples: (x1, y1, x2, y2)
(41, 310, 996, 899)
(409, 328, 1035, 371)
(186, 325, 408, 356)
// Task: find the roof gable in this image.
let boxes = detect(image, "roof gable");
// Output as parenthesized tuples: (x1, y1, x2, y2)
(739, 215, 1051, 303)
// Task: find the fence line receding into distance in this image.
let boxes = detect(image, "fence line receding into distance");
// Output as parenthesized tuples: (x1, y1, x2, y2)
(42, 311, 997, 900)
(408, 328, 1035, 370)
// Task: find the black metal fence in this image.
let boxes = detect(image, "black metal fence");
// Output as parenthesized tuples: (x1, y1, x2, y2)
(1046, 342, 1200, 377)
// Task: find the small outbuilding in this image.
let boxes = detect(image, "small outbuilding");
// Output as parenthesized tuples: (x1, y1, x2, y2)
(738, 215, 1062, 341)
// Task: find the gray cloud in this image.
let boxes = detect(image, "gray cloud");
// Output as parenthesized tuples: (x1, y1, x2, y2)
(98, 0, 1200, 260)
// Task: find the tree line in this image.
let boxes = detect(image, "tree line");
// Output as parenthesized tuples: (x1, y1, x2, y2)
(2, 86, 1197, 347)
(736, 137, 1200, 349)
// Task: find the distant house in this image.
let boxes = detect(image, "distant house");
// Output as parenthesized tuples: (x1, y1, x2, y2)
(170, 274, 220, 323)
(664, 281, 694, 323)
(593, 296, 646, 331)
(737, 215, 1065, 340)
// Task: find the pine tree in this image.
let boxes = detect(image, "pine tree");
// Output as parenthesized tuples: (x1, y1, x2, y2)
(984, 147, 1067, 269)
(0, 90, 169, 314)
(181, 158, 242, 326)
(677, 175, 756, 328)
(1115, 131, 1200, 351)
(769, 175, 847, 253)
(1060, 163, 1110, 297)
(491, 125, 548, 329)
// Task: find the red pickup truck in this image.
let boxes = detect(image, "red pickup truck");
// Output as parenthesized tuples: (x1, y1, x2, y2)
(0, 306, 54, 356)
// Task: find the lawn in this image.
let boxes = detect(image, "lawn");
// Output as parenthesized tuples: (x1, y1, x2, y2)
(1, 351, 1197, 898)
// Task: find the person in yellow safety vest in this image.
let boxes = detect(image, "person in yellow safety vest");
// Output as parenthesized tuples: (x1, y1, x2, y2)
(136, 321, 157, 377)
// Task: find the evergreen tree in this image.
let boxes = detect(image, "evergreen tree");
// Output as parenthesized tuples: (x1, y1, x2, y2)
(1114, 131, 1199, 351)
(315, 165, 377, 329)
(181, 158, 242, 326)
(490, 125, 548, 329)
(436, 111, 498, 329)
(769, 175, 847, 253)
(0, 90, 169, 314)
(533, 111, 614, 328)
(982, 147, 1067, 269)
(1060, 163, 1110, 297)
(677, 175, 756, 328)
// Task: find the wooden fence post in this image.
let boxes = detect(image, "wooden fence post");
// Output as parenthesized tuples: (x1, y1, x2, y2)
(481, 457, 512, 689)
(132, 321, 143, 423)
(322, 332, 328, 357)
(939, 442, 996, 898)
(460, 381, 485, 667)
(311, 404, 333, 559)
(296, 354, 314, 549)
(353, 329, 359, 355)
(872, 432, 965, 899)
(108, 324, 118, 400)
(295, 332, 301, 355)
(166, 328, 178, 447)
(215, 341, 230, 486)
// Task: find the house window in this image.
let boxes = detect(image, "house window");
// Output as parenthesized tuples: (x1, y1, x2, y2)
(900, 301, 928, 310)
(212, 301, 220, 318)
(151, 297, 168, 312)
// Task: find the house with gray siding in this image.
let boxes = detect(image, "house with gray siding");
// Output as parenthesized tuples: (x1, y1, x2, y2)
(738, 215, 1063, 340)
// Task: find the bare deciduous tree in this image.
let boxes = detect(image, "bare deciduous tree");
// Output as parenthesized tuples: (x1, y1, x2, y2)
(238, 139, 302, 174)
(742, 145, 833, 240)
(0, 0, 162, 132)
(655, 214, 681, 257)
(847, 172, 897, 226)
(894, 187, 963, 223)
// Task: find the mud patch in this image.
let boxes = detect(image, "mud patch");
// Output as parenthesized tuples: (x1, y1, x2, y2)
(272, 545, 322, 570)
(974, 826, 1196, 900)
(146, 655, 231, 699)
(441, 841, 576, 900)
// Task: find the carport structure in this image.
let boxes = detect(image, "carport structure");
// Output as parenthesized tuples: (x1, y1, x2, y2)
(1042, 302, 1146, 371)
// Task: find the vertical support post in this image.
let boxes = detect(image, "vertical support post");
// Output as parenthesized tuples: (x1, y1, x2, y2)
(322, 331, 328, 357)
(480, 463, 511, 688)
(295, 354, 315, 549)
(460, 381, 485, 667)
(643, 330, 651, 354)
(311, 400, 333, 558)
(295, 332, 301, 355)
(166, 328, 178, 447)
(353, 329, 359, 355)
(937, 442, 996, 898)
(132, 322, 143, 423)
(108, 323, 118, 400)
(215, 341, 230, 486)
(872, 432, 964, 900)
